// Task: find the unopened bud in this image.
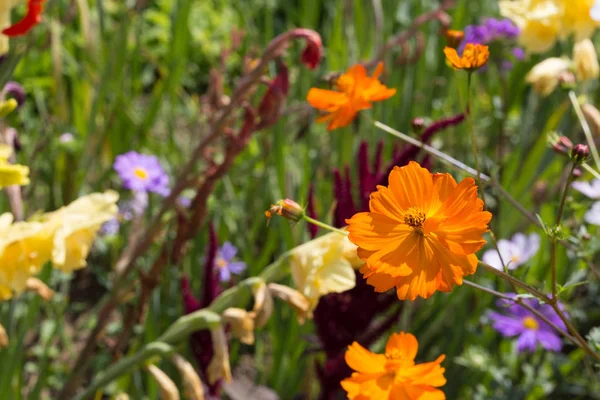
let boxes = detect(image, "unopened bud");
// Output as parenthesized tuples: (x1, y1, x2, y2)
(222, 307, 255, 345)
(570, 144, 590, 162)
(268, 283, 311, 324)
(252, 281, 273, 328)
(207, 325, 232, 384)
(0, 98, 17, 117)
(573, 39, 600, 81)
(573, 167, 583, 178)
(0, 323, 7, 349)
(411, 117, 426, 133)
(26, 278, 54, 301)
(171, 354, 205, 400)
(549, 133, 573, 155)
(265, 199, 305, 222)
(444, 29, 464, 49)
(145, 364, 180, 400)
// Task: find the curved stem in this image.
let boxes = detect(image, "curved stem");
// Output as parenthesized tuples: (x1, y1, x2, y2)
(303, 215, 348, 236)
(478, 261, 550, 302)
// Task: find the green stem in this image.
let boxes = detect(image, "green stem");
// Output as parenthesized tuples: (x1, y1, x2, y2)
(303, 215, 348, 236)
(582, 162, 600, 180)
(478, 261, 550, 302)
(551, 162, 577, 300)
(466, 72, 482, 189)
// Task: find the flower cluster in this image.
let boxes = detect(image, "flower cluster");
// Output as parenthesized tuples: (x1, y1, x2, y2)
(459, 18, 524, 69)
(500, 0, 600, 53)
(0, 191, 118, 300)
(489, 296, 567, 352)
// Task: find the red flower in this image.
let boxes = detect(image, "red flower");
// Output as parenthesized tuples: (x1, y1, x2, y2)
(3, 0, 45, 37)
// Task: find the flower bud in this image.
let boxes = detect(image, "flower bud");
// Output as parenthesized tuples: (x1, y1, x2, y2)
(252, 280, 273, 328)
(268, 283, 311, 324)
(207, 325, 232, 384)
(26, 278, 54, 301)
(573, 167, 583, 178)
(145, 364, 180, 400)
(0, 99, 18, 117)
(548, 133, 573, 155)
(571, 144, 590, 162)
(525, 57, 571, 97)
(444, 29, 464, 49)
(171, 354, 205, 400)
(411, 117, 426, 134)
(222, 307, 255, 345)
(0, 323, 8, 349)
(265, 199, 305, 222)
(573, 39, 600, 81)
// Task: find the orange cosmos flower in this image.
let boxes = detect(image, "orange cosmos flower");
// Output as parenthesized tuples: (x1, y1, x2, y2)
(341, 331, 446, 400)
(444, 29, 464, 49)
(306, 62, 396, 131)
(346, 161, 491, 301)
(443, 43, 490, 71)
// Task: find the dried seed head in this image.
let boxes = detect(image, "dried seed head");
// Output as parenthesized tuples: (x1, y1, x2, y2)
(207, 325, 232, 384)
(171, 354, 205, 400)
(222, 307, 255, 345)
(26, 278, 54, 301)
(268, 283, 311, 324)
(252, 280, 273, 328)
(145, 364, 180, 400)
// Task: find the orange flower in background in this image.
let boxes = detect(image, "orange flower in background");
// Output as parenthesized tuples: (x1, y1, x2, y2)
(341, 331, 446, 400)
(306, 62, 396, 131)
(346, 161, 491, 301)
(444, 29, 464, 49)
(443, 43, 489, 71)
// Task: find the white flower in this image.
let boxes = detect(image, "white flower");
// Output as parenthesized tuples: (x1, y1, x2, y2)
(572, 179, 600, 199)
(584, 201, 600, 225)
(525, 57, 571, 97)
(482, 233, 541, 270)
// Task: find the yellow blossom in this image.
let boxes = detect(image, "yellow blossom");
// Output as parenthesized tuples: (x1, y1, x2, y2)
(573, 39, 599, 81)
(0, 144, 29, 188)
(41, 191, 118, 272)
(290, 231, 356, 313)
(525, 57, 571, 96)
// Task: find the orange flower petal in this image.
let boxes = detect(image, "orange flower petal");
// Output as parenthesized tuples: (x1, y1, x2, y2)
(345, 342, 387, 373)
(306, 88, 349, 111)
(385, 332, 418, 362)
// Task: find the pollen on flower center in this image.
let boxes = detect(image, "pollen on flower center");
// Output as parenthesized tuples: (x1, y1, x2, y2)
(523, 316, 539, 330)
(511, 255, 520, 263)
(134, 167, 149, 180)
(385, 348, 408, 361)
(404, 207, 426, 230)
(216, 257, 227, 269)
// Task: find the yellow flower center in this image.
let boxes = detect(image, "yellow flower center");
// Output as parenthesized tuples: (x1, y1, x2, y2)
(511, 255, 519, 264)
(215, 257, 227, 269)
(336, 74, 355, 94)
(404, 207, 426, 230)
(385, 348, 408, 361)
(134, 167, 149, 180)
(523, 316, 539, 330)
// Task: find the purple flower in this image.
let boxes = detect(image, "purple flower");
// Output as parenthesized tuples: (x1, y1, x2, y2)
(1, 81, 25, 108)
(459, 18, 522, 70)
(113, 151, 170, 196)
(489, 295, 567, 352)
(215, 242, 246, 282)
(119, 191, 148, 220)
(100, 218, 120, 235)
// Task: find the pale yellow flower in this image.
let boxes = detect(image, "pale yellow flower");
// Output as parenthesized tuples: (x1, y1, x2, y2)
(42, 191, 118, 272)
(526, 57, 571, 96)
(0, 144, 29, 188)
(500, 0, 600, 53)
(0, 217, 53, 295)
(290, 232, 356, 312)
(573, 39, 600, 81)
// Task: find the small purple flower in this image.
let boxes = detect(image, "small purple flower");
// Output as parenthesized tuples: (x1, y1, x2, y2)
(100, 218, 120, 235)
(489, 295, 567, 352)
(215, 242, 246, 282)
(1, 81, 25, 108)
(119, 191, 148, 220)
(459, 18, 522, 70)
(113, 151, 170, 196)
(59, 133, 74, 144)
(571, 179, 600, 225)
(482, 233, 540, 270)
